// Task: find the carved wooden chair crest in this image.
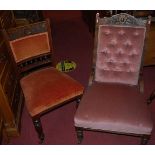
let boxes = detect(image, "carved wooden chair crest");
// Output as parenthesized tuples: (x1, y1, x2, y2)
(74, 13, 153, 144)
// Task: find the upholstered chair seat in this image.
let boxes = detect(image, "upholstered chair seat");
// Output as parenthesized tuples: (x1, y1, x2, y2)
(21, 67, 84, 117)
(75, 82, 153, 135)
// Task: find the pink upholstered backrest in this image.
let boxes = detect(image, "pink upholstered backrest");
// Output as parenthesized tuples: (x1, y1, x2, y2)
(9, 32, 50, 63)
(95, 22, 146, 85)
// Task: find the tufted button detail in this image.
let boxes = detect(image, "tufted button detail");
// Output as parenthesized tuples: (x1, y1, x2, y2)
(102, 66, 110, 71)
(132, 49, 138, 55)
(128, 49, 138, 56)
(116, 48, 124, 55)
(108, 58, 115, 63)
(109, 39, 117, 47)
(101, 48, 109, 53)
(124, 40, 132, 49)
(127, 68, 135, 73)
(133, 31, 139, 36)
(103, 29, 111, 35)
(122, 61, 130, 66)
(124, 40, 132, 46)
(115, 66, 122, 71)
(118, 30, 125, 35)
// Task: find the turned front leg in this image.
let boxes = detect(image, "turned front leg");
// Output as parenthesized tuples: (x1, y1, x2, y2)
(141, 135, 150, 145)
(76, 98, 81, 109)
(32, 117, 44, 144)
(75, 127, 83, 144)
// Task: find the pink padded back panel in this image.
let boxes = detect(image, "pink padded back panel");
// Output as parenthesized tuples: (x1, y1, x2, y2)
(95, 25, 146, 85)
(10, 32, 50, 63)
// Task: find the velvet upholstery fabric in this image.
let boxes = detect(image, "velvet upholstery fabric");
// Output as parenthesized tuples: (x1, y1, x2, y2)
(74, 82, 153, 135)
(95, 25, 146, 85)
(10, 32, 50, 62)
(20, 67, 84, 117)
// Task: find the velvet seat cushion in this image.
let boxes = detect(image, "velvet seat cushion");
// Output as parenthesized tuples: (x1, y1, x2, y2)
(74, 82, 153, 135)
(20, 67, 84, 117)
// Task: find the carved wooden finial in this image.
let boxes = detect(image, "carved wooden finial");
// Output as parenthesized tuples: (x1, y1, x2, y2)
(148, 15, 152, 25)
(96, 13, 100, 23)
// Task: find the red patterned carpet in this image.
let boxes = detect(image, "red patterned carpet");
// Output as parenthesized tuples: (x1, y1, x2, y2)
(3, 17, 155, 145)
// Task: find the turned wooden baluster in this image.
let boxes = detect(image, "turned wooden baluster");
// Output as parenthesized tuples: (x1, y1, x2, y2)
(32, 117, 44, 144)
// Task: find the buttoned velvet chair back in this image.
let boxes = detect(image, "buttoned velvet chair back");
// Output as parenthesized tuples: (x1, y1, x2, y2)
(94, 13, 150, 86)
(2, 19, 52, 76)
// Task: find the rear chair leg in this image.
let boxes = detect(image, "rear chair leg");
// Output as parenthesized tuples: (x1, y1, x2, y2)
(76, 127, 83, 144)
(76, 97, 82, 109)
(32, 117, 44, 144)
(147, 90, 155, 104)
(141, 135, 150, 145)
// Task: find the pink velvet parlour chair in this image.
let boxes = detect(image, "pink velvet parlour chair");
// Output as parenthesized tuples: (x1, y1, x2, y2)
(2, 19, 84, 143)
(74, 13, 153, 144)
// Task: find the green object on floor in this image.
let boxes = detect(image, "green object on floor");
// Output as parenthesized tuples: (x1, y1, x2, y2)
(56, 60, 76, 72)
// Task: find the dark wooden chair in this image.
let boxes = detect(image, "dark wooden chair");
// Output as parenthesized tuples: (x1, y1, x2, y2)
(74, 13, 153, 144)
(2, 19, 84, 143)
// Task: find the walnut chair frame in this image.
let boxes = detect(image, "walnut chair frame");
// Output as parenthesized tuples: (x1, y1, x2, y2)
(74, 13, 153, 145)
(2, 19, 84, 144)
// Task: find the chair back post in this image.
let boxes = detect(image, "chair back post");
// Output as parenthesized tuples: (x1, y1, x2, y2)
(2, 29, 20, 80)
(45, 18, 54, 65)
(138, 15, 152, 93)
(88, 13, 100, 86)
